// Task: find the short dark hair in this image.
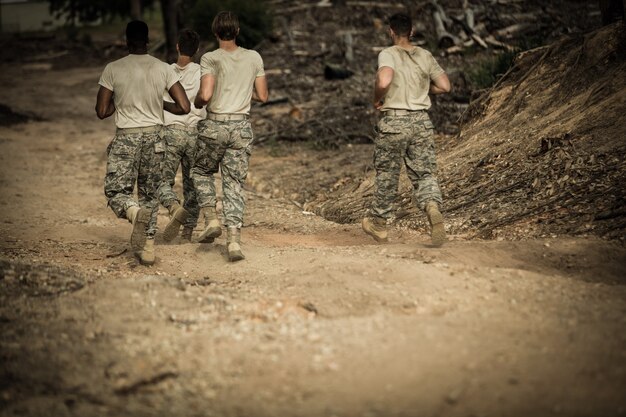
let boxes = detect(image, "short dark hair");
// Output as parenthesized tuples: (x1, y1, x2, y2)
(212, 11, 239, 41)
(388, 13, 412, 38)
(126, 20, 149, 45)
(178, 29, 200, 57)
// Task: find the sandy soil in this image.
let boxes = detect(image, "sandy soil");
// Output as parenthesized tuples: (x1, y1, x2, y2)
(1, 65, 626, 417)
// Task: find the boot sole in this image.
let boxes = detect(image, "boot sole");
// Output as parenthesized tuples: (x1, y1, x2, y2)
(428, 209, 446, 247)
(130, 208, 151, 251)
(228, 250, 245, 262)
(162, 207, 190, 242)
(361, 219, 388, 243)
(198, 227, 222, 244)
(134, 251, 155, 266)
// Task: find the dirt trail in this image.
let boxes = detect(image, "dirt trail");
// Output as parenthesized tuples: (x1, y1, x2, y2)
(1, 65, 625, 417)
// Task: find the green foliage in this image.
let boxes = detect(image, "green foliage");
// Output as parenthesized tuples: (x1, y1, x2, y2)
(47, 0, 157, 24)
(468, 51, 516, 90)
(189, 0, 273, 49)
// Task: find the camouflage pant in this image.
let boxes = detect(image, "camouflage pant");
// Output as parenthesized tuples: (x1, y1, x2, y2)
(157, 126, 200, 228)
(192, 119, 253, 228)
(370, 112, 443, 220)
(104, 128, 165, 237)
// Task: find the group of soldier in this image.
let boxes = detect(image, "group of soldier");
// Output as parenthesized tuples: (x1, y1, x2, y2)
(95, 11, 450, 266)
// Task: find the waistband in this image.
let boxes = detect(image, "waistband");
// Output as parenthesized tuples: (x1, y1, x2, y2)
(165, 124, 197, 132)
(383, 109, 426, 116)
(116, 125, 162, 134)
(207, 113, 249, 121)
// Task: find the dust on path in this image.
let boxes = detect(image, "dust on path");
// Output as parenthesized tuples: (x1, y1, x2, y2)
(1, 65, 625, 417)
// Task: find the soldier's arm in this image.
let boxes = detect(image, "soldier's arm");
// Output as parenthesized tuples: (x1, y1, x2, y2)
(252, 76, 269, 103)
(164, 82, 191, 115)
(194, 74, 215, 109)
(429, 73, 451, 94)
(373, 67, 394, 109)
(95, 86, 115, 119)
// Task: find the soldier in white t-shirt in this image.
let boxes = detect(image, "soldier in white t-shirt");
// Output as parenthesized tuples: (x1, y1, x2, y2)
(193, 11, 269, 262)
(158, 29, 207, 243)
(96, 20, 190, 265)
(362, 13, 451, 247)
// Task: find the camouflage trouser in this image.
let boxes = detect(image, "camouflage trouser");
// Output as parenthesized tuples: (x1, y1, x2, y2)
(157, 125, 200, 228)
(370, 112, 443, 220)
(192, 119, 253, 228)
(104, 128, 165, 237)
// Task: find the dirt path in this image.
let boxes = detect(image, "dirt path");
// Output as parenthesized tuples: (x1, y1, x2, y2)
(1, 65, 625, 417)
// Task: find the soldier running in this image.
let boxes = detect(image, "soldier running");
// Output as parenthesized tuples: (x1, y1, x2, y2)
(96, 20, 190, 265)
(158, 29, 206, 243)
(193, 11, 268, 262)
(362, 13, 451, 247)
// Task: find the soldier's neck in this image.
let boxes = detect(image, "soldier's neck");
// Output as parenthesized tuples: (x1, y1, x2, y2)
(393, 37, 413, 50)
(219, 39, 238, 52)
(177, 55, 192, 67)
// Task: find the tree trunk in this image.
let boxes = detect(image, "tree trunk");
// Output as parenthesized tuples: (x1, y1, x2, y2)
(130, 0, 142, 21)
(599, 0, 625, 24)
(160, 0, 178, 63)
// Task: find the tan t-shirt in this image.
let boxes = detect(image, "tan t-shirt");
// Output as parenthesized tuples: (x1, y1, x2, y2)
(200, 47, 265, 115)
(378, 46, 445, 111)
(164, 62, 206, 128)
(98, 54, 179, 128)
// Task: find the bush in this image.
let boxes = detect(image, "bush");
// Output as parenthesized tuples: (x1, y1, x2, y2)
(468, 51, 516, 90)
(189, 0, 273, 49)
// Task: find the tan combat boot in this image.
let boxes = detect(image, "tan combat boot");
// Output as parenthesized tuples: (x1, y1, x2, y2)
(362, 217, 388, 243)
(162, 202, 190, 242)
(226, 226, 245, 262)
(126, 205, 151, 251)
(425, 201, 446, 247)
(135, 238, 155, 266)
(198, 207, 222, 243)
(181, 226, 193, 242)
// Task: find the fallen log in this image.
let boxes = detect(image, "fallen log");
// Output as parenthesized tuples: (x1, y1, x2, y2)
(260, 97, 290, 106)
(434, 10, 458, 48)
(343, 32, 354, 62)
(484, 35, 517, 51)
(493, 23, 534, 38)
(324, 63, 354, 80)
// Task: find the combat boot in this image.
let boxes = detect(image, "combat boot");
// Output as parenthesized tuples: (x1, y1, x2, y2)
(181, 226, 193, 242)
(226, 226, 245, 262)
(135, 238, 155, 266)
(126, 205, 151, 251)
(362, 216, 388, 243)
(425, 201, 446, 247)
(162, 202, 190, 242)
(198, 207, 222, 243)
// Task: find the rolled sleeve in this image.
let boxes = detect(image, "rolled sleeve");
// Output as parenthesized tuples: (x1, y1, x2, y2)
(98, 64, 114, 91)
(165, 64, 179, 90)
(255, 52, 265, 77)
(378, 49, 395, 70)
(428, 52, 445, 81)
(200, 54, 217, 77)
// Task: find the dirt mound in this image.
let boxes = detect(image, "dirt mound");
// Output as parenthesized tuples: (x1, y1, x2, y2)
(304, 23, 626, 240)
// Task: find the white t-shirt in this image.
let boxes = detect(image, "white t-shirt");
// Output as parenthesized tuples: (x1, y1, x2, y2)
(98, 54, 179, 128)
(378, 46, 445, 111)
(200, 47, 265, 115)
(164, 62, 206, 128)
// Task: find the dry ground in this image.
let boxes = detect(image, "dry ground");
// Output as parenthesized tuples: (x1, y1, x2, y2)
(1, 65, 626, 417)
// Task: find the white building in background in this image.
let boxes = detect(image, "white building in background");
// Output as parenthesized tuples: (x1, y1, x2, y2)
(1, 0, 70, 33)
